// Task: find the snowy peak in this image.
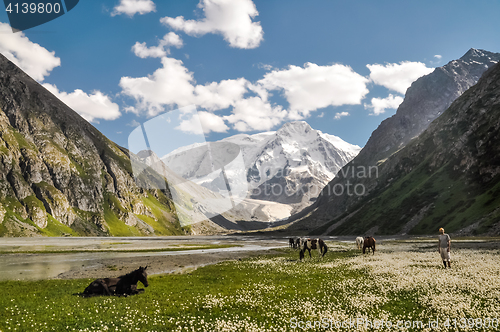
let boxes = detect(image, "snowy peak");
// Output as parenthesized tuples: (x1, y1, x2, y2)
(276, 121, 314, 138)
(161, 121, 361, 216)
(460, 48, 499, 65)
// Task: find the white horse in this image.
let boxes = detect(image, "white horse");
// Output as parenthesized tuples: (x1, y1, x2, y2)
(356, 237, 364, 250)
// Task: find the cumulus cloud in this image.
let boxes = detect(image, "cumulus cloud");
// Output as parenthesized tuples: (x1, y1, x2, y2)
(367, 61, 434, 94)
(364, 94, 404, 116)
(161, 0, 263, 49)
(120, 57, 196, 116)
(434, 55, 442, 59)
(258, 63, 369, 119)
(112, 0, 156, 17)
(0, 22, 60, 81)
(120, 57, 251, 117)
(194, 78, 248, 111)
(334, 111, 349, 120)
(177, 110, 229, 134)
(120, 55, 287, 133)
(132, 32, 183, 58)
(225, 97, 286, 132)
(43, 83, 121, 122)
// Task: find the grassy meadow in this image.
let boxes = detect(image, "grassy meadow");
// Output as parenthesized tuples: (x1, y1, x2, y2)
(1, 241, 499, 331)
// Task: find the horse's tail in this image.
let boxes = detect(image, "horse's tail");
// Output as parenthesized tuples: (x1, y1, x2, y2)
(373, 238, 376, 254)
(322, 242, 328, 257)
(299, 249, 304, 261)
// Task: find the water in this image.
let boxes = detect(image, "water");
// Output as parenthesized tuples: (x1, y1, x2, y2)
(0, 236, 286, 281)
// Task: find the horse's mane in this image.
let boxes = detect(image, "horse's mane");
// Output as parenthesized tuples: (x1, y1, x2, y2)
(119, 267, 143, 280)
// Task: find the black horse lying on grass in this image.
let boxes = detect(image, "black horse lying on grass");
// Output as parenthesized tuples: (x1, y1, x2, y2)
(83, 266, 149, 297)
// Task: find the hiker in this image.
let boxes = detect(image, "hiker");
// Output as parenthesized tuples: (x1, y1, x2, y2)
(438, 228, 451, 268)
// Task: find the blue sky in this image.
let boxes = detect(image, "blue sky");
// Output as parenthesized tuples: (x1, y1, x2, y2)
(1, 0, 499, 155)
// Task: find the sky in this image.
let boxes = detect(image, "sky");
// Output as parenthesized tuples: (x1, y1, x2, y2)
(0, 0, 499, 156)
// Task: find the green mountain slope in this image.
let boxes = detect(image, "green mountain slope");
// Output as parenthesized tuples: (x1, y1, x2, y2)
(311, 63, 500, 236)
(0, 54, 185, 236)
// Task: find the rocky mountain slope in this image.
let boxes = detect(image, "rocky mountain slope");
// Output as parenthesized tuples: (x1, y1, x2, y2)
(356, 48, 500, 166)
(0, 54, 183, 237)
(162, 121, 361, 220)
(289, 48, 500, 232)
(311, 62, 500, 236)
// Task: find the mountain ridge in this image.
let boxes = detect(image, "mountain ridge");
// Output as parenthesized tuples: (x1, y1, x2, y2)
(311, 62, 500, 236)
(0, 53, 183, 237)
(288, 48, 500, 232)
(162, 120, 361, 219)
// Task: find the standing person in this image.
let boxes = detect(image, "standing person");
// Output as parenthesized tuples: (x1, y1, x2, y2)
(438, 228, 451, 268)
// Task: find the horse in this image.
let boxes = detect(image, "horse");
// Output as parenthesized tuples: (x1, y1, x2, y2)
(356, 237, 364, 250)
(299, 237, 307, 248)
(363, 237, 376, 255)
(300, 238, 328, 260)
(295, 238, 300, 249)
(83, 266, 149, 297)
(289, 238, 295, 248)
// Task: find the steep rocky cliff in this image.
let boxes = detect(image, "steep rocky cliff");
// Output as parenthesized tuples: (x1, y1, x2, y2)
(356, 48, 500, 166)
(0, 54, 183, 236)
(289, 49, 500, 232)
(311, 62, 500, 235)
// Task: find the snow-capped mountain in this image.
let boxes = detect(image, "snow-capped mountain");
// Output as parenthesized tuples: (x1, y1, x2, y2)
(162, 121, 361, 218)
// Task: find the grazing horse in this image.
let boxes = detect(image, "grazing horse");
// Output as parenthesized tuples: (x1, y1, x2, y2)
(356, 237, 364, 250)
(299, 237, 307, 248)
(300, 238, 328, 260)
(83, 266, 149, 297)
(289, 238, 295, 248)
(295, 238, 301, 249)
(363, 237, 376, 255)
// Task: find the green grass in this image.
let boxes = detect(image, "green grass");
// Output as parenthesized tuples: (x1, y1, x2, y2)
(39, 215, 79, 237)
(0, 249, 361, 332)
(102, 193, 184, 237)
(319, 158, 500, 236)
(0, 246, 499, 331)
(140, 194, 184, 235)
(103, 194, 142, 237)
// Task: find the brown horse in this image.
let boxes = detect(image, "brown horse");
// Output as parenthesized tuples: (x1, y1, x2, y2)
(300, 238, 328, 260)
(363, 237, 376, 255)
(83, 266, 149, 297)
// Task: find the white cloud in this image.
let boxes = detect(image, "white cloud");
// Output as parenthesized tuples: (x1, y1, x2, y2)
(367, 61, 434, 94)
(127, 119, 141, 127)
(317, 112, 324, 118)
(132, 32, 183, 58)
(120, 55, 287, 133)
(364, 94, 404, 116)
(434, 54, 442, 59)
(258, 62, 369, 119)
(0, 22, 60, 82)
(177, 110, 229, 134)
(43, 83, 121, 122)
(194, 78, 248, 111)
(256, 63, 273, 71)
(120, 57, 196, 116)
(161, 0, 263, 49)
(112, 0, 156, 17)
(334, 112, 349, 120)
(225, 97, 286, 132)
(120, 57, 252, 118)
